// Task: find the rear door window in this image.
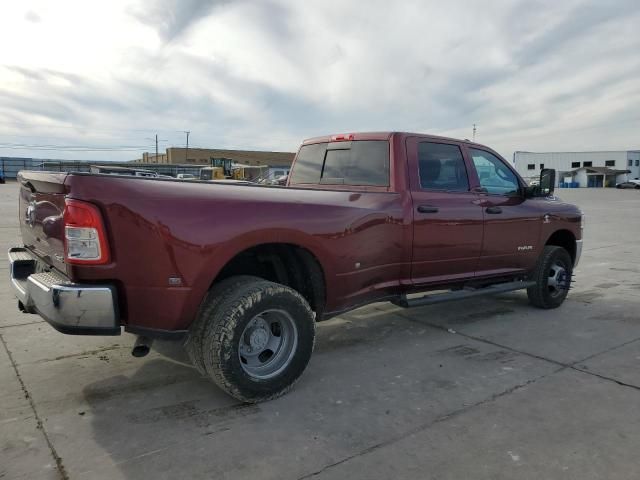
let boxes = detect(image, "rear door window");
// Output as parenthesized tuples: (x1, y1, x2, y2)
(418, 142, 469, 191)
(289, 141, 389, 186)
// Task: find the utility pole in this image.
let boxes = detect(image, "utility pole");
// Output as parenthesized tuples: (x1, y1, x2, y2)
(472, 124, 477, 142)
(145, 135, 166, 163)
(184, 131, 190, 163)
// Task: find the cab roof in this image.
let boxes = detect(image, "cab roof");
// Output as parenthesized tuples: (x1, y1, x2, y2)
(301, 131, 489, 150)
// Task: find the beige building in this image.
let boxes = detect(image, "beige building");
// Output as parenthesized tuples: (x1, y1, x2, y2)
(136, 147, 295, 167)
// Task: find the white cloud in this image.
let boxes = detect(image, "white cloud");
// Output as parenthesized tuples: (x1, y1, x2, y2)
(0, 0, 639, 161)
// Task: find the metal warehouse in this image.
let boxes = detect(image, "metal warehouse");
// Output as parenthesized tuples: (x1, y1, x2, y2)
(514, 150, 640, 187)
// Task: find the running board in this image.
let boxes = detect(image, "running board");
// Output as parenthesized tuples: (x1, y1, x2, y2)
(391, 280, 536, 308)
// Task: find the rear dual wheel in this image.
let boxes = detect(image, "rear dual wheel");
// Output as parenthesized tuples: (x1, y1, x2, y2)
(186, 276, 315, 403)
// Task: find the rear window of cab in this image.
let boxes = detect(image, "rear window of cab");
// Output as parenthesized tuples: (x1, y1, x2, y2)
(289, 140, 389, 186)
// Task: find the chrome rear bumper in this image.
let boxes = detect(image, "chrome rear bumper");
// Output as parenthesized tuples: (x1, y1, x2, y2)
(8, 247, 120, 335)
(574, 239, 583, 268)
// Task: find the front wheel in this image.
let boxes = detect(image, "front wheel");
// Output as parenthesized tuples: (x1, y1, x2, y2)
(196, 277, 315, 402)
(527, 245, 573, 309)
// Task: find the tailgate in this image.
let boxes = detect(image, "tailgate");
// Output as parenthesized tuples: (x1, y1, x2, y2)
(17, 171, 68, 273)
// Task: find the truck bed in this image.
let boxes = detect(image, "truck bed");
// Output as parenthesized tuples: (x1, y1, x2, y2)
(15, 170, 408, 333)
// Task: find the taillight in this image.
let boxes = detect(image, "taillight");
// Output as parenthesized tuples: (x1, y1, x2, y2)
(63, 199, 110, 265)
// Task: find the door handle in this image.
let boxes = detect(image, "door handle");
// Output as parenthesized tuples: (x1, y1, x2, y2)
(417, 205, 439, 213)
(485, 206, 502, 214)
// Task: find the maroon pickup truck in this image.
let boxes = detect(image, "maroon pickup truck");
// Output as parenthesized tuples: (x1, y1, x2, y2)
(9, 132, 583, 402)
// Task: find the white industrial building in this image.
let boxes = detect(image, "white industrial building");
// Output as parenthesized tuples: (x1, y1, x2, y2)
(514, 150, 640, 188)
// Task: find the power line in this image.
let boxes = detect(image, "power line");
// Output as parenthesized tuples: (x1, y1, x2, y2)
(0, 141, 153, 147)
(0, 121, 193, 135)
(0, 123, 299, 143)
(0, 142, 154, 152)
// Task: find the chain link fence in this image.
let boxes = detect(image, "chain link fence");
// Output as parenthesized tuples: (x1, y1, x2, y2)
(0, 157, 204, 180)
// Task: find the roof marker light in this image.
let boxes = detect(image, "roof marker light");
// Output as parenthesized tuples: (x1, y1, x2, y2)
(331, 134, 354, 142)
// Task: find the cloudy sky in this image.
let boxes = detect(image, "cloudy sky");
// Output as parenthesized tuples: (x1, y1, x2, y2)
(1, 0, 639, 162)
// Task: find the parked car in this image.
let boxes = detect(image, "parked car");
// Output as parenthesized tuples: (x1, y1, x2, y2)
(8, 132, 583, 402)
(275, 174, 288, 185)
(177, 173, 196, 180)
(616, 180, 640, 189)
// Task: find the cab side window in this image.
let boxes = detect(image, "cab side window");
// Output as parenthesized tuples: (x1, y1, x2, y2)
(418, 142, 469, 191)
(469, 148, 520, 195)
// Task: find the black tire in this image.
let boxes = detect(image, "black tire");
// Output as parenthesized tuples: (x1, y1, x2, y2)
(635, 185, 640, 190)
(527, 245, 573, 309)
(199, 278, 315, 402)
(185, 275, 261, 375)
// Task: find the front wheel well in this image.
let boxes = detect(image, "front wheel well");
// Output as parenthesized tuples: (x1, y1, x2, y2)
(211, 243, 326, 320)
(544, 229, 577, 263)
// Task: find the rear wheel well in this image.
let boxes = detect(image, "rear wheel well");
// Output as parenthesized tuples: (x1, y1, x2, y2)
(545, 230, 576, 263)
(212, 244, 326, 320)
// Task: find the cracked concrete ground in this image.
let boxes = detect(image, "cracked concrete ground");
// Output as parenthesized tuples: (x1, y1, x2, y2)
(1, 181, 639, 479)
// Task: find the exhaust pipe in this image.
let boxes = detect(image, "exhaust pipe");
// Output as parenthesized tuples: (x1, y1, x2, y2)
(132, 336, 153, 358)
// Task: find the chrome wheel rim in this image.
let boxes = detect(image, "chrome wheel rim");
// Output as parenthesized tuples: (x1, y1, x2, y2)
(238, 309, 298, 379)
(547, 261, 568, 297)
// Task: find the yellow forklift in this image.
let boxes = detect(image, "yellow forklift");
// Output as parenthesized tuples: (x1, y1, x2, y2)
(200, 158, 267, 182)
(199, 166, 226, 180)
(199, 157, 233, 181)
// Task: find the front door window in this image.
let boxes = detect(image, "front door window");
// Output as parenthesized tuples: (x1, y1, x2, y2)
(469, 149, 519, 195)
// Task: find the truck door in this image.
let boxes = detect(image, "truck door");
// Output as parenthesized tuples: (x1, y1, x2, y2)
(406, 137, 484, 285)
(465, 147, 541, 275)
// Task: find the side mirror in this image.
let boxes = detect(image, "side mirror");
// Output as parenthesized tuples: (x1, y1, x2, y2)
(524, 169, 557, 198)
(539, 169, 556, 196)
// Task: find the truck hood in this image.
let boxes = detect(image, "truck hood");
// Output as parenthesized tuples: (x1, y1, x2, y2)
(542, 195, 582, 215)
